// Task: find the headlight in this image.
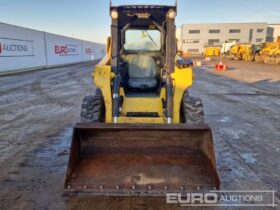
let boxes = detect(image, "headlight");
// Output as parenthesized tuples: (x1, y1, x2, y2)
(111, 10, 118, 19)
(167, 9, 177, 19)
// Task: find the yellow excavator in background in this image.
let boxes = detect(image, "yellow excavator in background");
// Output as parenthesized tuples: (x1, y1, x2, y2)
(255, 41, 280, 64)
(64, 3, 220, 196)
(229, 43, 259, 61)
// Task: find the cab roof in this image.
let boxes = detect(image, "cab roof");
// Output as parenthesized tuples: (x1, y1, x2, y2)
(110, 5, 177, 28)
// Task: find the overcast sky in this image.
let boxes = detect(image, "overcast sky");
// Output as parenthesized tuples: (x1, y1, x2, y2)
(0, 0, 279, 44)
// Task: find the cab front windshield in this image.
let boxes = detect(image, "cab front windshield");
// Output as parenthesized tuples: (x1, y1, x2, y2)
(124, 29, 161, 52)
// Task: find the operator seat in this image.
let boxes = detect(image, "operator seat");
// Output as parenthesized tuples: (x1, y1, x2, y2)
(124, 54, 157, 89)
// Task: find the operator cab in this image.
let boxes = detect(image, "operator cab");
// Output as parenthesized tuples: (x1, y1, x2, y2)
(122, 29, 162, 92)
(110, 5, 176, 94)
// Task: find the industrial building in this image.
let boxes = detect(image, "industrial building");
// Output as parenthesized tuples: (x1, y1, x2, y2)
(267, 24, 280, 42)
(177, 22, 268, 54)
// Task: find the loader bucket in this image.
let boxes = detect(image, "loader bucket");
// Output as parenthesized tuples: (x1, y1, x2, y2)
(65, 123, 220, 196)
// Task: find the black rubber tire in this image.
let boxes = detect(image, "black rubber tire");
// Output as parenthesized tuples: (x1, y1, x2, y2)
(181, 92, 204, 124)
(80, 88, 105, 123)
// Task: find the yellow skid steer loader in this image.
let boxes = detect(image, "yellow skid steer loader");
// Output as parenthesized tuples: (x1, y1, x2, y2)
(65, 3, 220, 196)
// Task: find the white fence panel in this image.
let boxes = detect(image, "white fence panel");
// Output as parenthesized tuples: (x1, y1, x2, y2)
(45, 33, 83, 67)
(0, 23, 46, 73)
(0, 22, 106, 74)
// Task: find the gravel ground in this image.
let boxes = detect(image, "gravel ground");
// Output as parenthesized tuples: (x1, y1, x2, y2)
(0, 60, 279, 210)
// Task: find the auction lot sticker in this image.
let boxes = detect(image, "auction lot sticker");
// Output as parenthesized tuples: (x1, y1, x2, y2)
(0, 37, 34, 57)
